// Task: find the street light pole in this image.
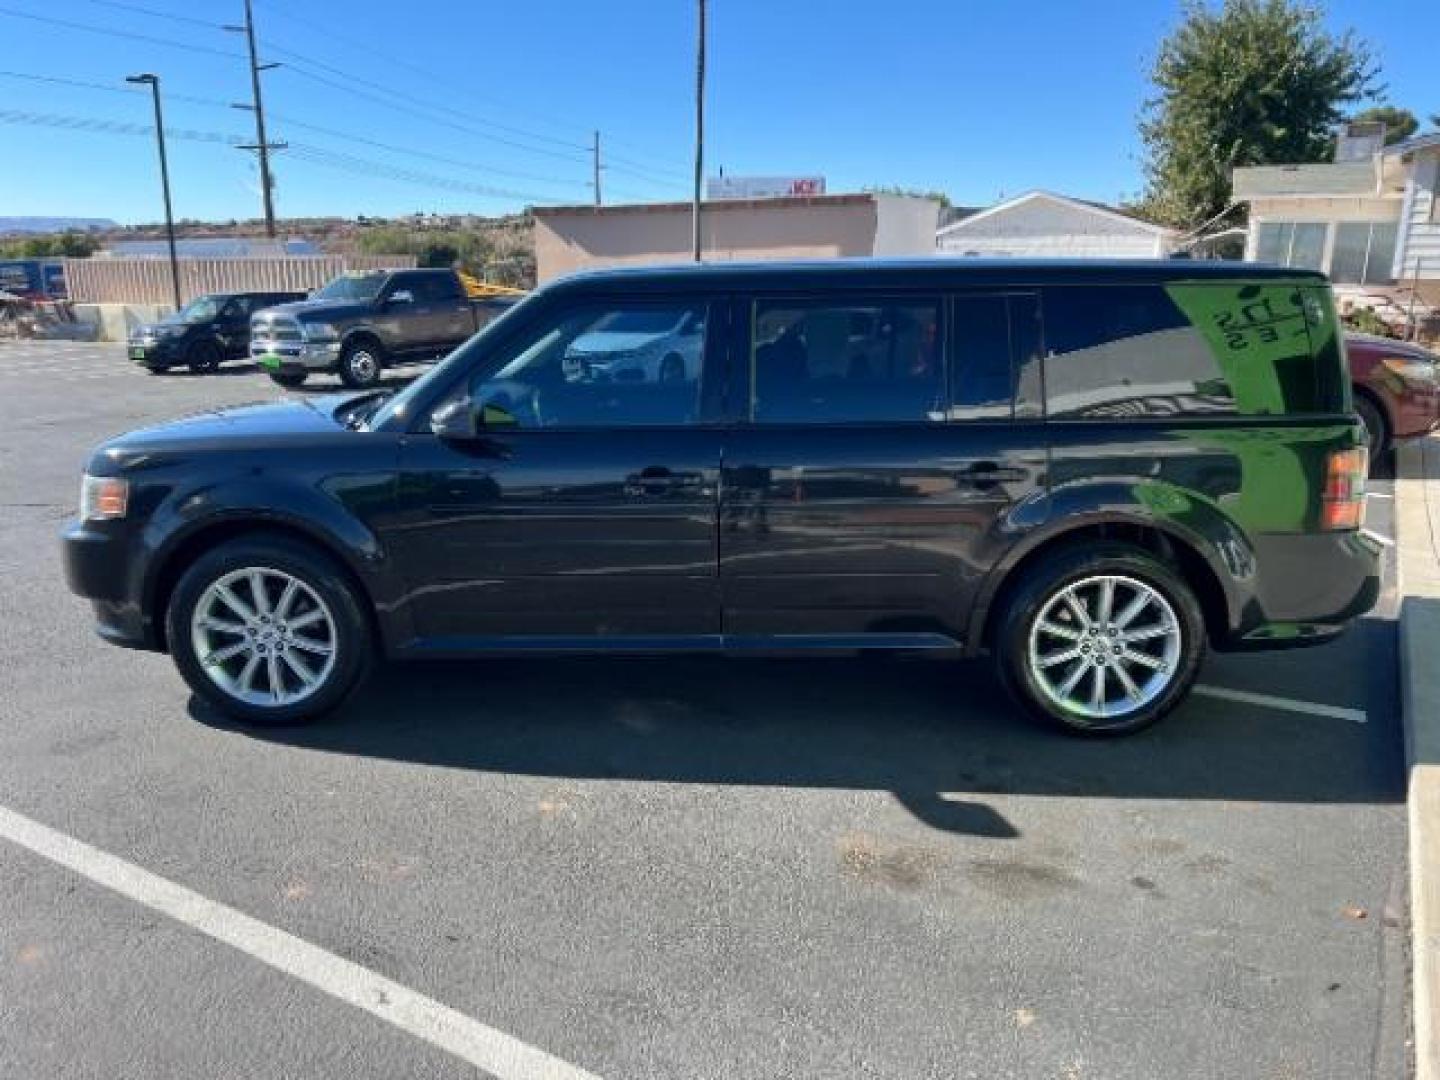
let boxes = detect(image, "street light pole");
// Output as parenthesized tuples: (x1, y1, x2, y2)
(691, 0, 706, 262)
(127, 73, 182, 311)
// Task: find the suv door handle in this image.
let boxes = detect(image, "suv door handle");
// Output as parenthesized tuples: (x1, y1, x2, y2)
(624, 466, 681, 498)
(956, 463, 1027, 485)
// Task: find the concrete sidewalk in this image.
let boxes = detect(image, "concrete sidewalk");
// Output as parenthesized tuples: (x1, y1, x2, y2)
(1397, 436, 1440, 1080)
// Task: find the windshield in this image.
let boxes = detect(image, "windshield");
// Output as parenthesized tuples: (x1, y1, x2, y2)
(369, 293, 533, 430)
(175, 296, 222, 324)
(590, 311, 682, 335)
(312, 273, 387, 302)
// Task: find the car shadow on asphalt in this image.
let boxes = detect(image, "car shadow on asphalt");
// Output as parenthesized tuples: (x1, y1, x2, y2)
(190, 621, 1405, 839)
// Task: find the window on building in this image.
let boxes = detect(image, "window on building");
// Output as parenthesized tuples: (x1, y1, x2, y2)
(1330, 222, 1398, 285)
(1255, 222, 1328, 271)
(750, 299, 943, 424)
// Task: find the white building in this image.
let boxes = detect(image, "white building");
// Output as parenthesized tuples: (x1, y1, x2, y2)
(935, 190, 1180, 259)
(1233, 129, 1440, 322)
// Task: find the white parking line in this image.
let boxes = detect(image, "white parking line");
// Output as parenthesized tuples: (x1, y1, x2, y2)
(0, 804, 602, 1080)
(1193, 684, 1368, 724)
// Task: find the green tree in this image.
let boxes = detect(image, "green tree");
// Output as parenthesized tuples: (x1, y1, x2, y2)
(1140, 0, 1378, 228)
(1350, 105, 1419, 144)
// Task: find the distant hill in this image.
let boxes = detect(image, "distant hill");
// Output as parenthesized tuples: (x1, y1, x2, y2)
(0, 217, 117, 235)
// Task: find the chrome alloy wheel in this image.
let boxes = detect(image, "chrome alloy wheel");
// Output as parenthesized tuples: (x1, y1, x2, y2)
(1026, 574, 1183, 723)
(189, 567, 338, 707)
(347, 349, 379, 382)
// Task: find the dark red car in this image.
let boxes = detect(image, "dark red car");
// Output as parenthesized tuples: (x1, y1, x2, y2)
(1347, 333, 1439, 459)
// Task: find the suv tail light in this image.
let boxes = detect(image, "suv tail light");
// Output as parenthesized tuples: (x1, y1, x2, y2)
(1321, 447, 1367, 531)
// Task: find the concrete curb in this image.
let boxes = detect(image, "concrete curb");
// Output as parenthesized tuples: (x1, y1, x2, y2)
(1397, 438, 1440, 1080)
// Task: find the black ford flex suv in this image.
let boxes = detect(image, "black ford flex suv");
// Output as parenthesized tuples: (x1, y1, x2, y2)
(64, 259, 1379, 735)
(128, 291, 306, 373)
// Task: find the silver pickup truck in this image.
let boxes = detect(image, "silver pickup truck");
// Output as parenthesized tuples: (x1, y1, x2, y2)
(249, 268, 516, 388)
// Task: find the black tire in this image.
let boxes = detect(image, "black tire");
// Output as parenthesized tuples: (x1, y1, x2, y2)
(338, 339, 384, 388)
(187, 339, 223, 374)
(1355, 393, 1388, 467)
(145, 366, 169, 375)
(658, 353, 685, 383)
(165, 533, 373, 726)
(994, 543, 1207, 737)
(269, 371, 308, 389)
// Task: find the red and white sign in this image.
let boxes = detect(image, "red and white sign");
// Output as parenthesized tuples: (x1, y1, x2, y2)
(705, 176, 827, 200)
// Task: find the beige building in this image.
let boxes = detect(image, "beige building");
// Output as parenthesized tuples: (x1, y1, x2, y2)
(532, 193, 941, 282)
(1232, 128, 1440, 331)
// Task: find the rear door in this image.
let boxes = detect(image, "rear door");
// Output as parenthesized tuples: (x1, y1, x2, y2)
(718, 290, 1047, 645)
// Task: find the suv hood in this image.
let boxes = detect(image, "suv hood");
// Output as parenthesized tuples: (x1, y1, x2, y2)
(91, 393, 361, 468)
(257, 298, 371, 322)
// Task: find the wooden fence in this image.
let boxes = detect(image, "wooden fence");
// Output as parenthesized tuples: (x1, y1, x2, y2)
(61, 254, 418, 306)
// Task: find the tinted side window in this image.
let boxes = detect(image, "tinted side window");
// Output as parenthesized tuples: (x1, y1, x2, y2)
(950, 293, 1043, 420)
(464, 302, 705, 429)
(419, 273, 462, 302)
(750, 299, 942, 424)
(1043, 285, 1237, 418)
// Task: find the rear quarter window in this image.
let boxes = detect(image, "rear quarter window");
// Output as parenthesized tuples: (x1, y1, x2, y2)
(1042, 282, 1344, 419)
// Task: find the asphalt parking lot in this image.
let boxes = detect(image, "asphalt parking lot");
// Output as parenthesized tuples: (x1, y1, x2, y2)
(0, 340, 1411, 1079)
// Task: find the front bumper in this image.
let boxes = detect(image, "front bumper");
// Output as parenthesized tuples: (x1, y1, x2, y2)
(127, 340, 182, 368)
(61, 520, 158, 651)
(251, 341, 341, 373)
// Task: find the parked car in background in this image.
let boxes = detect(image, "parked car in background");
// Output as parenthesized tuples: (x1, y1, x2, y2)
(249, 268, 515, 389)
(128, 291, 305, 374)
(63, 259, 1379, 737)
(1346, 332, 1439, 460)
(561, 307, 705, 383)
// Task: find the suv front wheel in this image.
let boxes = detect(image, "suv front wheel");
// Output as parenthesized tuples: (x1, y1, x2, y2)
(995, 544, 1206, 736)
(165, 534, 373, 725)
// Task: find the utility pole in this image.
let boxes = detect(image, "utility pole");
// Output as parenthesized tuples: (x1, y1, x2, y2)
(226, 0, 284, 237)
(691, 0, 706, 261)
(592, 130, 602, 208)
(126, 73, 182, 311)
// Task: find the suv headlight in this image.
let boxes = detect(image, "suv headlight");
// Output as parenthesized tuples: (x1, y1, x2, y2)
(79, 474, 129, 521)
(301, 322, 339, 342)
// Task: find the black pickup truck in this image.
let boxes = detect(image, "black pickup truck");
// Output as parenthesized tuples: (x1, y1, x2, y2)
(249, 268, 516, 388)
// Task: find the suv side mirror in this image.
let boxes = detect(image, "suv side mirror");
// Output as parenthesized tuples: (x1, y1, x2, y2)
(430, 395, 519, 441)
(388, 289, 415, 305)
(430, 397, 477, 441)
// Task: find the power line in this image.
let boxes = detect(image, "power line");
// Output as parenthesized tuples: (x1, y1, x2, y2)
(1, 4, 691, 185)
(249, 0, 689, 180)
(0, 6, 243, 60)
(0, 70, 589, 194)
(274, 59, 592, 167)
(74, 0, 220, 31)
(0, 107, 562, 204)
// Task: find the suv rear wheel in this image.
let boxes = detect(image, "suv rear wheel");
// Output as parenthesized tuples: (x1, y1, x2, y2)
(165, 534, 372, 725)
(338, 340, 383, 388)
(995, 544, 1206, 736)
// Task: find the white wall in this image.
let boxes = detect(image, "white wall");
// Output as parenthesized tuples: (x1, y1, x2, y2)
(1395, 152, 1440, 280)
(937, 195, 1172, 258)
(870, 195, 942, 256)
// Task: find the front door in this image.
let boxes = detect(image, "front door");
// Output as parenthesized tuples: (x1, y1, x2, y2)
(719, 291, 1047, 645)
(394, 297, 723, 645)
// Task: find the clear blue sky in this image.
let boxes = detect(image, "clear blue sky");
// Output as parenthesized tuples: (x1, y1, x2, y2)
(0, 0, 1434, 226)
